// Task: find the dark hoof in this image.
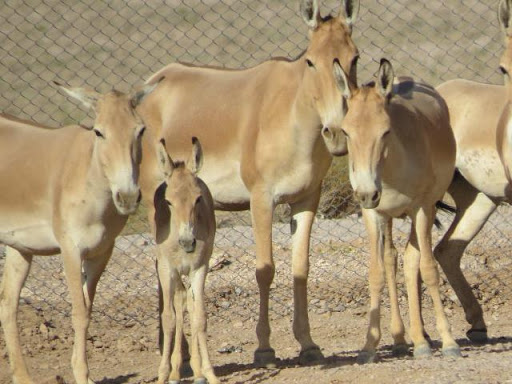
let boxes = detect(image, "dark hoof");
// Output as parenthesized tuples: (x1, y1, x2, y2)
(193, 378, 207, 384)
(413, 343, 432, 359)
(467, 328, 488, 343)
(356, 350, 377, 364)
(442, 345, 462, 358)
(392, 343, 409, 357)
(254, 348, 277, 368)
(298, 346, 324, 365)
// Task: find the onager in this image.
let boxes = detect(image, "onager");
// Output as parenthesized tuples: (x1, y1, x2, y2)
(138, 0, 360, 366)
(0, 81, 160, 384)
(433, 0, 512, 343)
(141, 137, 219, 384)
(331, 59, 460, 362)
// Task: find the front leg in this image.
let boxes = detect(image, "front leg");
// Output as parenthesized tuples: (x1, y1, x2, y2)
(157, 256, 178, 384)
(60, 239, 95, 384)
(289, 187, 324, 365)
(416, 206, 460, 358)
(382, 223, 407, 356)
(250, 188, 277, 368)
(357, 209, 387, 364)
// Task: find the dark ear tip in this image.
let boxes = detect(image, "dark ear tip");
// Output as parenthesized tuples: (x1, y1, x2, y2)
(380, 58, 390, 66)
(53, 81, 62, 87)
(160, 138, 166, 146)
(192, 136, 198, 144)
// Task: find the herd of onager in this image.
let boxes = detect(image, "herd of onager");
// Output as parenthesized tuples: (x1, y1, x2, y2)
(0, 0, 511, 383)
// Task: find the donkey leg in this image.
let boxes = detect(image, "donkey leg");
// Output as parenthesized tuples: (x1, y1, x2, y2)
(434, 179, 495, 342)
(80, 246, 114, 384)
(190, 266, 219, 384)
(357, 210, 387, 364)
(382, 221, 408, 357)
(403, 224, 431, 358)
(250, 190, 277, 368)
(417, 207, 460, 358)
(157, 257, 178, 384)
(170, 281, 186, 384)
(290, 187, 324, 365)
(0, 247, 34, 384)
(61, 241, 97, 384)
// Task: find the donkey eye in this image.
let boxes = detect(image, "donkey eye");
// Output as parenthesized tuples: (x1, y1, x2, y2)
(166, 199, 172, 207)
(341, 128, 349, 138)
(195, 196, 202, 205)
(93, 129, 104, 138)
(500, 65, 509, 76)
(138, 126, 146, 138)
(306, 59, 315, 68)
(382, 130, 391, 138)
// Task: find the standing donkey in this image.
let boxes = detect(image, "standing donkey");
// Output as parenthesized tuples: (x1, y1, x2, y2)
(0, 81, 159, 384)
(138, 0, 360, 367)
(140, 137, 219, 384)
(433, 0, 512, 343)
(330, 59, 460, 362)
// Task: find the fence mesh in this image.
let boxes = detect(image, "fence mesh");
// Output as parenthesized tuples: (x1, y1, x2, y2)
(0, 0, 510, 330)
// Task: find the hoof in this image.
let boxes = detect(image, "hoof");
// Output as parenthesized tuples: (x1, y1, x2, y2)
(254, 348, 277, 368)
(413, 343, 432, 359)
(298, 346, 324, 365)
(169, 381, 180, 384)
(392, 343, 409, 357)
(356, 350, 377, 364)
(442, 345, 462, 358)
(467, 328, 488, 343)
(193, 378, 207, 384)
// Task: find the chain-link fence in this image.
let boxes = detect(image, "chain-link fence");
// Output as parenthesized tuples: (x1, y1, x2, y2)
(0, 0, 510, 330)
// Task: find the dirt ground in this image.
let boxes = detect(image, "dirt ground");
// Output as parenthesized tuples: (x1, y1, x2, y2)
(1, 210, 512, 384)
(1, 295, 511, 384)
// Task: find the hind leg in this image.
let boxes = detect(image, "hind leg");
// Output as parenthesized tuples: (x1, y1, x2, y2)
(434, 177, 496, 342)
(0, 247, 34, 384)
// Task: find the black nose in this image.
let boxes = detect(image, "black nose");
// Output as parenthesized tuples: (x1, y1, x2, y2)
(322, 126, 333, 139)
(179, 238, 196, 253)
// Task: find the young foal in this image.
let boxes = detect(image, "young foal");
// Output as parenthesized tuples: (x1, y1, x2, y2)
(432, 0, 512, 343)
(144, 138, 218, 384)
(138, 0, 360, 366)
(0, 81, 159, 384)
(332, 59, 460, 362)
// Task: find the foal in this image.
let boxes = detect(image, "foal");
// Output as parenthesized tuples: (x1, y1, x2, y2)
(145, 138, 219, 384)
(332, 59, 460, 362)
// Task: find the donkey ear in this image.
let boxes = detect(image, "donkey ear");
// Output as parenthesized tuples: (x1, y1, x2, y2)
(157, 139, 175, 178)
(499, 0, 512, 36)
(333, 60, 352, 99)
(54, 81, 100, 110)
(339, 0, 360, 31)
(131, 76, 164, 109)
(301, 0, 321, 30)
(377, 58, 394, 100)
(188, 137, 203, 174)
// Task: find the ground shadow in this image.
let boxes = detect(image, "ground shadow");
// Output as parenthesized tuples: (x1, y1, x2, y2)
(95, 373, 139, 384)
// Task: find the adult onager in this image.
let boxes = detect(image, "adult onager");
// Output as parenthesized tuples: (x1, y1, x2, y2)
(331, 59, 460, 362)
(138, 0, 360, 366)
(433, 0, 512, 343)
(141, 137, 219, 384)
(0, 82, 159, 384)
